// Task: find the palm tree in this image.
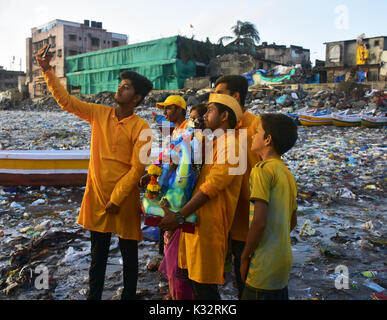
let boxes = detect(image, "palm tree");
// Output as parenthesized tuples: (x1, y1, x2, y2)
(218, 20, 260, 53)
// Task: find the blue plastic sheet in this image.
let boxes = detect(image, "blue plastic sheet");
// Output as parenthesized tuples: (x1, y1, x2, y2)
(334, 74, 345, 83)
(242, 72, 254, 86)
(276, 95, 288, 105)
(357, 71, 367, 82)
(142, 226, 160, 241)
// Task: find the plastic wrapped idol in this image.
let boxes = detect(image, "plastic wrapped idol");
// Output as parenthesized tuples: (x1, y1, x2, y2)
(142, 121, 203, 233)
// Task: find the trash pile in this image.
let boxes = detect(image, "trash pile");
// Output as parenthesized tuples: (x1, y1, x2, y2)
(247, 85, 387, 116)
(0, 85, 386, 300)
(2, 81, 386, 117)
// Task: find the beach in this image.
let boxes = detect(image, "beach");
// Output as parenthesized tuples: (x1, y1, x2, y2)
(0, 96, 386, 300)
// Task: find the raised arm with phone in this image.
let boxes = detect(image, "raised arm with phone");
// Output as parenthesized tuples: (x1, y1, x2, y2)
(35, 44, 154, 300)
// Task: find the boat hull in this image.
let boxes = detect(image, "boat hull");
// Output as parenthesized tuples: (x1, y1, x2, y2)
(0, 172, 87, 186)
(0, 150, 89, 186)
(332, 119, 361, 127)
(299, 114, 332, 126)
(361, 116, 387, 128)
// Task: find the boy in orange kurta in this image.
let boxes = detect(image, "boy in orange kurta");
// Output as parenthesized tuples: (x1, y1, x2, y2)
(159, 94, 245, 300)
(215, 75, 261, 298)
(36, 45, 153, 300)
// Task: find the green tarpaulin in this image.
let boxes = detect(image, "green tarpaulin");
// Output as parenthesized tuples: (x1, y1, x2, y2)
(65, 36, 197, 94)
(258, 69, 296, 83)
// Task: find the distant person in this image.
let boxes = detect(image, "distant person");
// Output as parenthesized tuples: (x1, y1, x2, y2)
(157, 95, 189, 140)
(214, 75, 261, 299)
(240, 113, 298, 300)
(35, 45, 153, 300)
(139, 95, 188, 189)
(188, 103, 207, 131)
(159, 94, 244, 300)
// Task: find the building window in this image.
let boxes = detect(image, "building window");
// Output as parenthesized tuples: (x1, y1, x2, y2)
(112, 40, 119, 47)
(69, 50, 78, 56)
(69, 34, 76, 41)
(329, 45, 341, 63)
(91, 37, 100, 46)
(374, 40, 380, 46)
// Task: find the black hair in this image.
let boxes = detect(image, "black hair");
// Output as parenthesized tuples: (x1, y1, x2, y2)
(119, 70, 153, 106)
(215, 75, 248, 107)
(190, 103, 207, 129)
(260, 113, 298, 155)
(190, 103, 208, 118)
(213, 103, 237, 129)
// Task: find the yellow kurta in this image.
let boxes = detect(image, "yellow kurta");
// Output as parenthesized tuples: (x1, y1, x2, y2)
(43, 68, 151, 240)
(178, 132, 243, 284)
(231, 111, 261, 242)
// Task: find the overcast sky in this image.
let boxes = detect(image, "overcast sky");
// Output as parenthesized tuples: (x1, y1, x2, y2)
(0, 0, 386, 71)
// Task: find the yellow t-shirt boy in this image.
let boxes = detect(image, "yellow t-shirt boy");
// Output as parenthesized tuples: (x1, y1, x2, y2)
(240, 114, 298, 299)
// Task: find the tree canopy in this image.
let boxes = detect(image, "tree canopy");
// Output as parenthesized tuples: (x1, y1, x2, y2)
(218, 20, 260, 53)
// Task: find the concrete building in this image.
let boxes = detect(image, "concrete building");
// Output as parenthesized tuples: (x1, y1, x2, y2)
(26, 19, 128, 97)
(208, 53, 286, 79)
(255, 42, 311, 67)
(0, 66, 25, 92)
(322, 36, 387, 82)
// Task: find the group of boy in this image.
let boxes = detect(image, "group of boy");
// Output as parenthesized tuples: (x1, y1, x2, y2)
(36, 44, 298, 301)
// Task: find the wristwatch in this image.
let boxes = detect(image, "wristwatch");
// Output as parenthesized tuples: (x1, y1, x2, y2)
(175, 212, 185, 225)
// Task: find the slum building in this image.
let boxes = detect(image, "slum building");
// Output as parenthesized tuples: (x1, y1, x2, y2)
(322, 36, 387, 83)
(0, 66, 25, 92)
(255, 42, 311, 68)
(65, 36, 233, 94)
(26, 19, 128, 98)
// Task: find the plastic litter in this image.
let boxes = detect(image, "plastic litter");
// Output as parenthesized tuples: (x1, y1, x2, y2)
(58, 246, 89, 266)
(351, 281, 359, 290)
(361, 271, 378, 278)
(336, 188, 356, 199)
(141, 226, 160, 242)
(299, 220, 316, 236)
(372, 293, 387, 300)
(361, 220, 374, 230)
(10, 202, 25, 210)
(32, 199, 46, 206)
(363, 279, 386, 293)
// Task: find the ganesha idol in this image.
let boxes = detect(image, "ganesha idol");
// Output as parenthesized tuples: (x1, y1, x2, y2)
(141, 121, 203, 233)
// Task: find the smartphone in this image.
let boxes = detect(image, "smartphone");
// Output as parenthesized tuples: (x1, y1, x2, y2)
(42, 44, 52, 58)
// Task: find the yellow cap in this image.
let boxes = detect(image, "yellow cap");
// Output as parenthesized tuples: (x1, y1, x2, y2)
(208, 93, 243, 122)
(156, 95, 186, 110)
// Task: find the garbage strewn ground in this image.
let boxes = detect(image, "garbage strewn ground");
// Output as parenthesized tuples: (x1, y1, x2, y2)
(0, 88, 386, 300)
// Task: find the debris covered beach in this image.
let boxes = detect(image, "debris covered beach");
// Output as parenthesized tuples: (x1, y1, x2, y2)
(0, 86, 386, 300)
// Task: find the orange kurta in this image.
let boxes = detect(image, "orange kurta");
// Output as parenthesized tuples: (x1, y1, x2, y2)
(171, 119, 189, 140)
(231, 111, 261, 242)
(178, 132, 243, 284)
(43, 68, 151, 240)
